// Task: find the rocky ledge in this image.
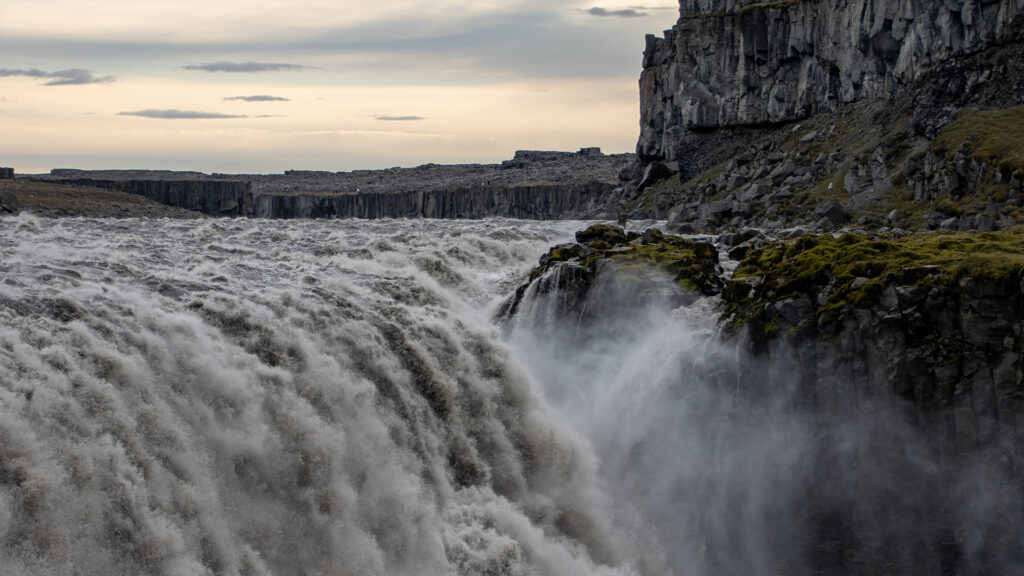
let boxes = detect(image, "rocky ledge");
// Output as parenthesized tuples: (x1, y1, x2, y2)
(500, 224, 722, 321)
(509, 224, 1024, 574)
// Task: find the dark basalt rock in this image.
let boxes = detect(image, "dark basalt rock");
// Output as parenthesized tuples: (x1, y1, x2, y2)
(516, 227, 1024, 574)
(37, 149, 634, 220)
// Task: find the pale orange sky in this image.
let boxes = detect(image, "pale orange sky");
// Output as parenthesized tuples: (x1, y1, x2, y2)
(0, 1, 679, 174)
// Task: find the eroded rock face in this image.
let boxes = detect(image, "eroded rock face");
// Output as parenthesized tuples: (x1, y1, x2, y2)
(640, 0, 1024, 163)
(252, 182, 616, 219)
(513, 228, 1024, 574)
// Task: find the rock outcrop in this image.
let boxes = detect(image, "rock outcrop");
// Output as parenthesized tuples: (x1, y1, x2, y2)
(511, 226, 1024, 575)
(500, 224, 722, 321)
(640, 0, 1024, 164)
(627, 0, 1024, 233)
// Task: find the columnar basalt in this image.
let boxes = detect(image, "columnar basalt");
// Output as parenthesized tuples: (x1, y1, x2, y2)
(640, 0, 1024, 166)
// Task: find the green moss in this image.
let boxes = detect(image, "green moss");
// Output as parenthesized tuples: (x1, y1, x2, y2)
(727, 232, 1024, 330)
(934, 105, 1024, 173)
(548, 245, 581, 262)
(575, 225, 628, 245)
(608, 239, 721, 294)
(936, 198, 962, 217)
(525, 226, 723, 298)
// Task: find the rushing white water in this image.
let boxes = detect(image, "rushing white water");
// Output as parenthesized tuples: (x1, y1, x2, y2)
(7, 213, 1022, 576)
(0, 214, 655, 576)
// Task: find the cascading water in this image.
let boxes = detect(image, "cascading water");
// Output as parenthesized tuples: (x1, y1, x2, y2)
(0, 214, 653, 576)
(4, 213, 1022, 576)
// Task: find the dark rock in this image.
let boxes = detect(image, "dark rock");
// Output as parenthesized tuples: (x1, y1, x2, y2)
(698, 198, 733, 222)
(813, 200, 848, 225)
(0, 189, 20, 213)
(638, 161, 674, 191)
(671, 222, 697, 235)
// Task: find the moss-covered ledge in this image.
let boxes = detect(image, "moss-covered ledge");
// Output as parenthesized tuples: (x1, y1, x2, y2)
(723, 232, 1024, 342)
(502, 225, 722, 319)
(530, 225, 722, 294)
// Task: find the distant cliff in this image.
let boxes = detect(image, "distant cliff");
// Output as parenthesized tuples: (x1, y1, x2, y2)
(38, 149, 629, 220)
(253, 182, 614, 219)
(52, 179, 253, 217)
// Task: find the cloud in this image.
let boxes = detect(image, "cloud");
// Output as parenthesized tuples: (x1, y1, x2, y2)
(224, 95, 290, 102)
(182, 61, 311, 73)
(586, 7, 647, 17)
(373, 115, 425, 121)
(117, 109, 247, 119)
(0, 68, 115, 85)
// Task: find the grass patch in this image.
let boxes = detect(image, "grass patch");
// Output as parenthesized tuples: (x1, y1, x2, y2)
(725, 231, 1024, 327)
(934, 105, 1024, 174)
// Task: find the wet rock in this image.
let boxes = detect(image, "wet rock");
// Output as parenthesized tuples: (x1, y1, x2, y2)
(1, 189, 21, 213)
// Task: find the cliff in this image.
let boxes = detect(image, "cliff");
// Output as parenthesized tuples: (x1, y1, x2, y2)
(628, 0, 1024, 233)
(37, 149, 630, 220)
(507, 226, 1024, 574)
(640, 0, 1024, 162)
(51, 179, 253, 217)
(252, 182, 614, 219)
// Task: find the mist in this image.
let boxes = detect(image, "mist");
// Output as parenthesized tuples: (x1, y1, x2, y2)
(506, 256, 1024, 575)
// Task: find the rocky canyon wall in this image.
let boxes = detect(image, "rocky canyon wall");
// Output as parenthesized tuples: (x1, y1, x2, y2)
(55, 179, 254, 217)
(252, 182, 615, 220)
(640, 0, 1024, 165)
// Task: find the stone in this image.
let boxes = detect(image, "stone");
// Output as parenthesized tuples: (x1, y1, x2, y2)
(698, 198, 733, 222)
(975, 213, 995, 232)
(0, 189, 20, 213)
(798, 131, 819, 144)
(813, 200, 848, 225)
(726, 173, 748, 190)
(639, 161, 674, 190)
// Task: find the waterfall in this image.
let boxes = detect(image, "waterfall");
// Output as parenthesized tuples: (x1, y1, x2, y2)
(507, 255, 1024, 576)
(0, 214, 651, 576)
(4, 213, 1022, 575)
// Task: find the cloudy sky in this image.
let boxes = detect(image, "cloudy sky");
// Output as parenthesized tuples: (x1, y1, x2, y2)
(0, 0, 679, 174)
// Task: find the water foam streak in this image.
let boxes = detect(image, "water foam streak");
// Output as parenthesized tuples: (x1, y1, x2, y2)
(0, 215, 647, 576)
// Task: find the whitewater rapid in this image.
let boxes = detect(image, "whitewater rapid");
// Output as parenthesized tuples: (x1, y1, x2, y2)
(0, 215, 657, 576)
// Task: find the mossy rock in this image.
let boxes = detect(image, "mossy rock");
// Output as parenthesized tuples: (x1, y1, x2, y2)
(934, 105, 1024, 174)
(574, 225, 634, 246)
(519, 226, 724, 311)
(724, 231, 1024, 337)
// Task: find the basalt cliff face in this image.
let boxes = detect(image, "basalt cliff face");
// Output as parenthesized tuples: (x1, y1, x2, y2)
(642, 0, 1023, 157)
(627, 0, 1024, 233)
(34, 149, 628, 220)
